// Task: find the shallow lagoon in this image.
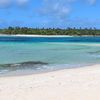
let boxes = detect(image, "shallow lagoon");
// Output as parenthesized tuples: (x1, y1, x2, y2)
(0, 36, 100, 75)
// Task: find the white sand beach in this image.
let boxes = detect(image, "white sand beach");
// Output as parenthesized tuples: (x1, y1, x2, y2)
(0, 64, 100, 100)
(0, 34, 73, 37)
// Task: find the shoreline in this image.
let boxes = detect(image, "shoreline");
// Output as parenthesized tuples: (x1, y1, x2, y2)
(0, 63, 97, 77)
(0, 64, 100, 100)
(0, 34, 99, 37)
(0, 34, 74, 37)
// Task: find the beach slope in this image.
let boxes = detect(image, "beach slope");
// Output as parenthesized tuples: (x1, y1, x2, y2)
(0, 65, 100, 100)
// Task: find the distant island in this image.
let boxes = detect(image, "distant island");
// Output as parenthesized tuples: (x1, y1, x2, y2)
(0, 27, 100, 36)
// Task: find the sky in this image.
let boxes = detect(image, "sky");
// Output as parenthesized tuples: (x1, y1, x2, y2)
(0, 0, 100, 28)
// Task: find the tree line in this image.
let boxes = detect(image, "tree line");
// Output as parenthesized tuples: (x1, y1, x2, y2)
(0, 27, 100, 36)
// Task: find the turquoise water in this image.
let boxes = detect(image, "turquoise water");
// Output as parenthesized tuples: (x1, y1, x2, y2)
(0, 36, 100, 75)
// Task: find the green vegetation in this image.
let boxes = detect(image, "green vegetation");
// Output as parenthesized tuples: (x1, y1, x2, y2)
(0, 27, 100, 36)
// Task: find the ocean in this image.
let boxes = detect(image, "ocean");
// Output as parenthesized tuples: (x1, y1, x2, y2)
(0, 36, 100, 75)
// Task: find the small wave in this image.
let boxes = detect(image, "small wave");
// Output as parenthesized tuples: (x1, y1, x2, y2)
(0, 60, 98, 76)
(0, 70, 9, 74)
(0, 61, 48, 70)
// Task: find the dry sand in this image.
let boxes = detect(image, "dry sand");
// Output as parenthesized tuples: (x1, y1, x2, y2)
(0, 64, 100, 100)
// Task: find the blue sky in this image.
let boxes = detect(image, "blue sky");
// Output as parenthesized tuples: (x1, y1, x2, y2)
(0, 0, 100, 28)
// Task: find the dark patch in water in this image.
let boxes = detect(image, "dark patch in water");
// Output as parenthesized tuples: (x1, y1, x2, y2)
(88, 50, 100, 54)
(0, 61, 48, 71)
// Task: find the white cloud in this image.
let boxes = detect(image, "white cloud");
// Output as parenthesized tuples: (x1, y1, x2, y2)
(40, 0, 97, 19)
(0, 0, 96, 9)
(0, 0, 12, 8)
(16, 0, 29, 6)
(0, 0, 30, 8)
(87, 0, 96, 5)
(40, 0, 75, 20)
